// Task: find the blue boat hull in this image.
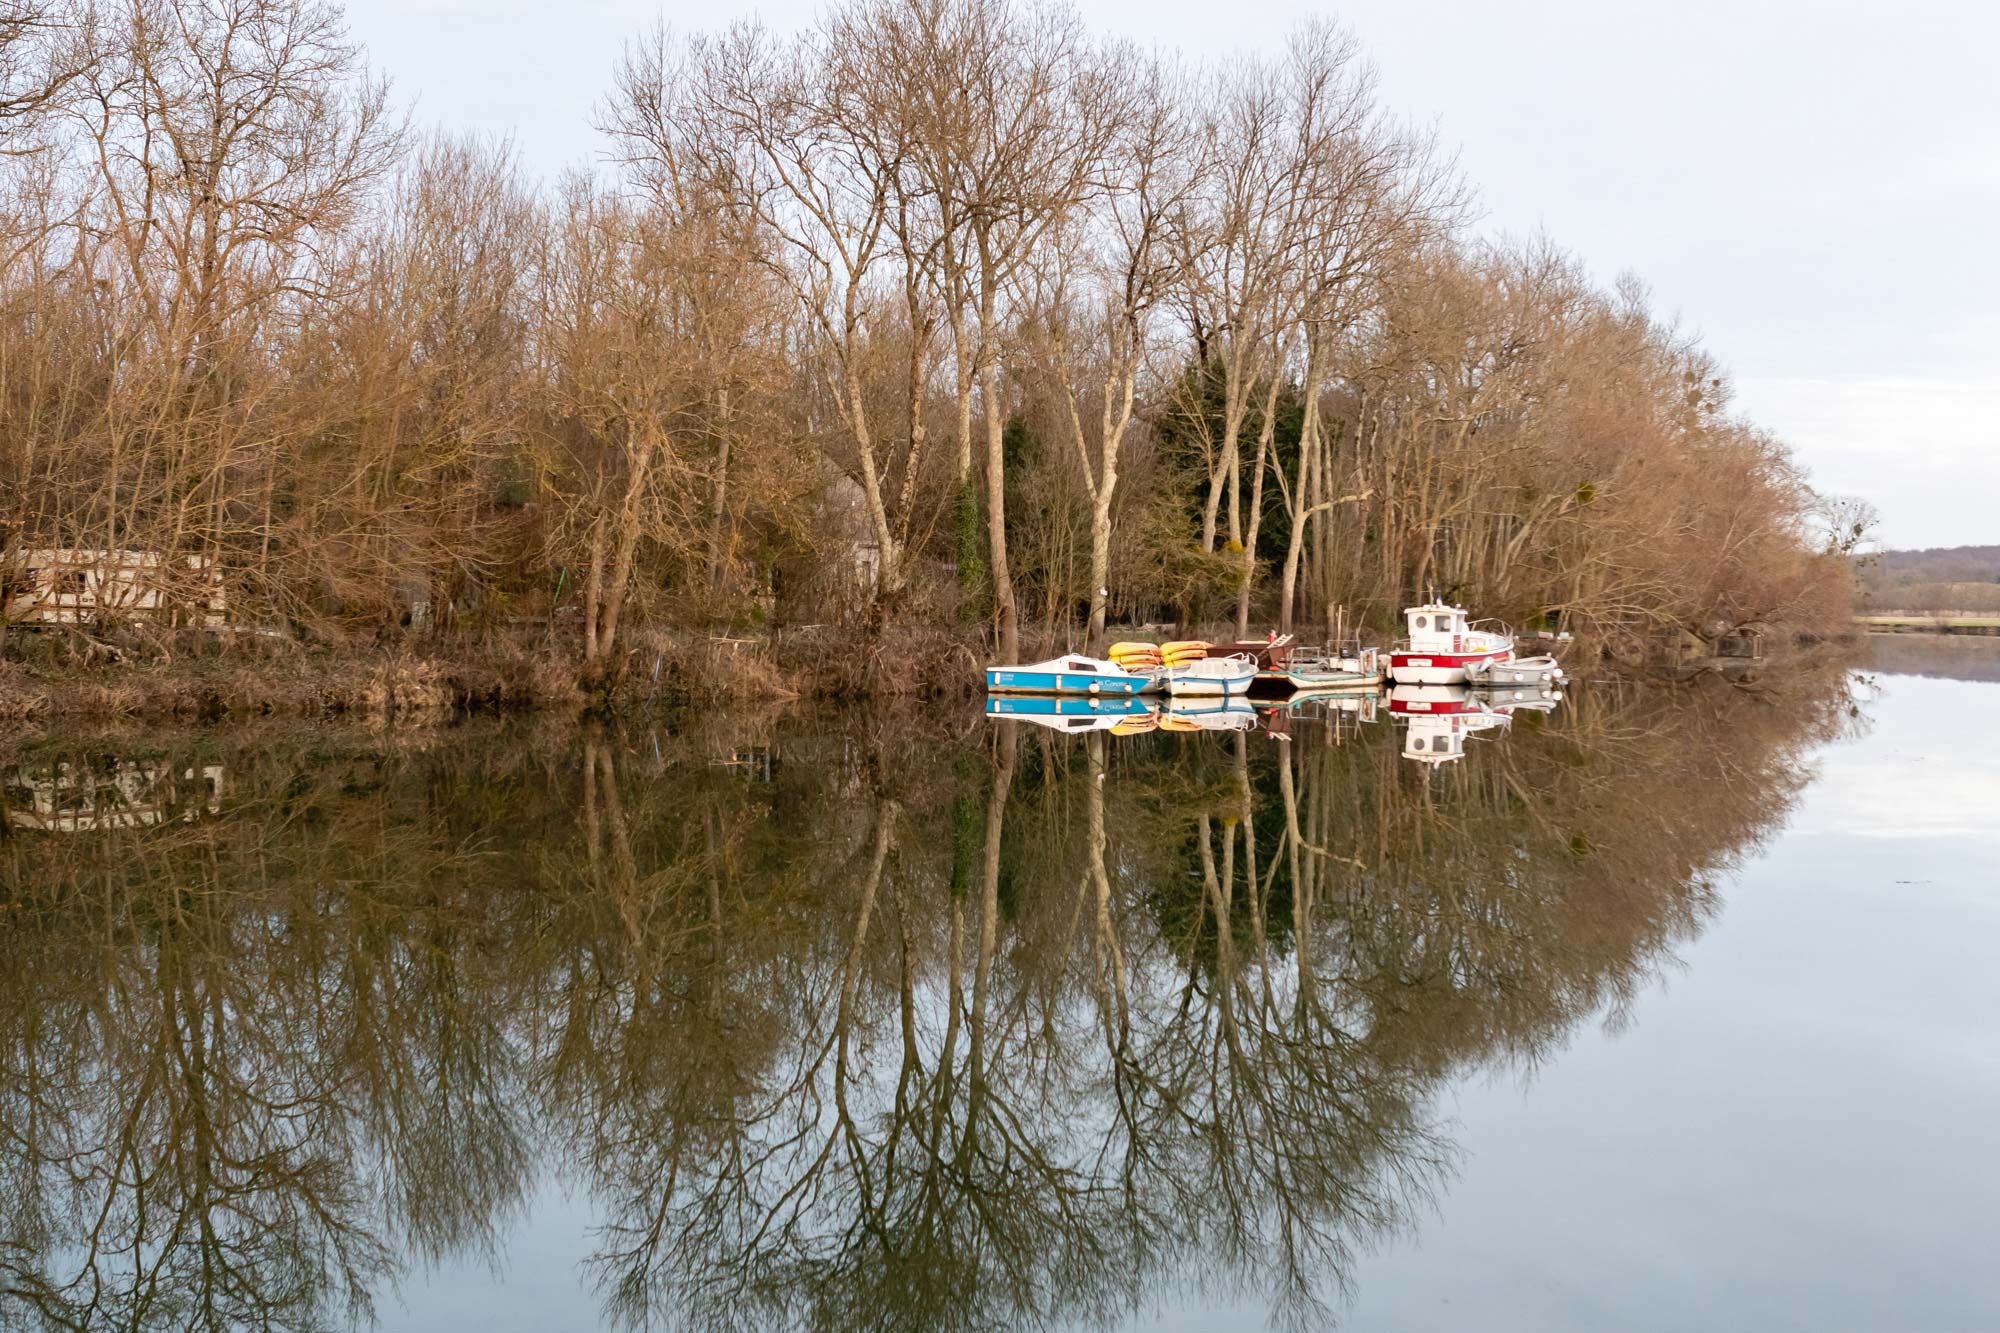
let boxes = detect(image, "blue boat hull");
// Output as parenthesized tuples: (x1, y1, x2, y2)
(984, 669, 1151, 695)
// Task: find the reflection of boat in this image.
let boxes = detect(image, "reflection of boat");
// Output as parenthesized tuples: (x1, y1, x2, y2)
(1163, 654, 1258, 697)
(1470, 681, 1564, 710)
(985, 694, 1153, 732)
(1387, 685, 1516, 765)
(985, 654, 1157, 696)
(1260, 688, 1380, 721)
(1160, 698, 1259, 731)
(1389, 602, 1514, 684)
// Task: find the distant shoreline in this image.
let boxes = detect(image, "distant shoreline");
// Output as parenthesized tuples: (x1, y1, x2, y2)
(1856, 615, 2000, 636)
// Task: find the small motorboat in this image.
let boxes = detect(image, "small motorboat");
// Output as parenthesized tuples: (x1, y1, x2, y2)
(985, 694, 1155, 732)
(1465, 654, 1564, 688)
(1163, 653, 1259, 697)
(985, 654, 1158, 696)
(1274, 644, 1384, 691)
(1388, 602, 1514, 684)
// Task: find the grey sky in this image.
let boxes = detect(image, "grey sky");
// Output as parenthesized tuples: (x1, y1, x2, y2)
(347, 0, 1999, 549)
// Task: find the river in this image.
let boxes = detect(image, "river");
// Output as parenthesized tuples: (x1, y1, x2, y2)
(0, 636, 1993, 1331)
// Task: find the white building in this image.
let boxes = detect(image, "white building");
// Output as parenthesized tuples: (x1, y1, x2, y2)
(3, 548, 226, 628)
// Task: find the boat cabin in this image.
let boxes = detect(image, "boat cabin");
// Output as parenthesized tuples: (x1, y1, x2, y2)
(1403, 602, 1472, 651)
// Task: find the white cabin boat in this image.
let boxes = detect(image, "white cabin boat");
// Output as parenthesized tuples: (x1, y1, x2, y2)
(1388, 602, 1514, 684)
(1163, 654, 1258, 697)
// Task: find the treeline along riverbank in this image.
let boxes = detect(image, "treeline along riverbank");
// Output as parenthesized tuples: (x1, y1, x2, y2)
(1, 0, 1860, 712)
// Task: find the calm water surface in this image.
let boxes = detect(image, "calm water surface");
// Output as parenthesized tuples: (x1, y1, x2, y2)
(2, 637, 1994, 1331)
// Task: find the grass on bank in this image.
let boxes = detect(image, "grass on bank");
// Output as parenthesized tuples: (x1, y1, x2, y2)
(1857, 615, 2000, 630)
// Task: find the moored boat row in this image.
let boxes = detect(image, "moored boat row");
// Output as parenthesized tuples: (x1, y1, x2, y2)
(984, 644, 1260, 697)
(985, 599, 1566, 701)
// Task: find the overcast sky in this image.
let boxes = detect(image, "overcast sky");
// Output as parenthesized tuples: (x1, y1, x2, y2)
(346, 0, 1999, 550)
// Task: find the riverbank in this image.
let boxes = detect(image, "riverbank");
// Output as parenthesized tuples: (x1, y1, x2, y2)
(0, 623, 990, 721)
(0, 619, 1858, 720)
(1855, 615, 2000, 635)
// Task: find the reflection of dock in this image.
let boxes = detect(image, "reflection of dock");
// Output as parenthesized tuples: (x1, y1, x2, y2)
(4, 760, 224, 832)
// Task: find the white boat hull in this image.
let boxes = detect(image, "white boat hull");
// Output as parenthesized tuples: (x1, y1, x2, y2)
(1465, 654, 1564, 687)
(1164, 656, 1258, 696)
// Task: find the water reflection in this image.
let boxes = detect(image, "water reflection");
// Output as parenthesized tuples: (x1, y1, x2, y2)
(3, 756, 224, 832)
(0, 672, 1856, 1331)
(1386, 683, 1562, 766)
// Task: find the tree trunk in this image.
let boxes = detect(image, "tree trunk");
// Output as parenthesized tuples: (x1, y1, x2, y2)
(706, 387, 731, 594)
(982, 356, 1018, 662)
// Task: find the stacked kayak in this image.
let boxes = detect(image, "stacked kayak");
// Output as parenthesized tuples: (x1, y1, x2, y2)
(1155, 640, 1258, 697)
(1106, 641, 1164, 673)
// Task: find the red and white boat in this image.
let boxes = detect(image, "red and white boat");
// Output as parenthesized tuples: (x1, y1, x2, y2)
(1388, 601, 1514, 685)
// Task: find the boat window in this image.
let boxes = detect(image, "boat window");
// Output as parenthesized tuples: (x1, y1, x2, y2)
(1414, 615, 1428, 630)
(1067, 660, 1091, 671)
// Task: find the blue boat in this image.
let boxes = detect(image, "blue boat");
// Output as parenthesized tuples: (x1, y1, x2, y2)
(984, 654, 1158, 696)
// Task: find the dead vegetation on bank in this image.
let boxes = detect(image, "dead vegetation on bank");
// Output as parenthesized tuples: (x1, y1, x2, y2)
(0, 621, 995, 720)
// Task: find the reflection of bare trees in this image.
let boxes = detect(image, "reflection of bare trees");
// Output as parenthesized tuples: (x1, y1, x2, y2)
(0, 674, 1853, 1331)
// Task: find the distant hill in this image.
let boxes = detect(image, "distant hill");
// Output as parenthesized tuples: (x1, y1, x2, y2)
(1859, 545, 2000, 612)
(1868, 545, 2000, 582)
